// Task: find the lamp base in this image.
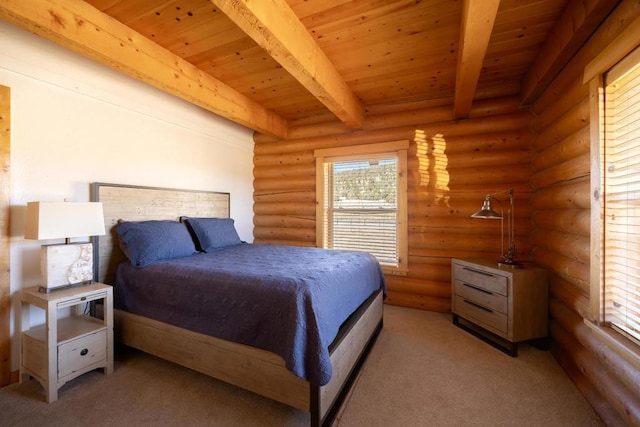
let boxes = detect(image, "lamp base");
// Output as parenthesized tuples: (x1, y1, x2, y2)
(38, 280, 94, 293)
(498, 259, 524, 269)
(40, 242, 94, 291)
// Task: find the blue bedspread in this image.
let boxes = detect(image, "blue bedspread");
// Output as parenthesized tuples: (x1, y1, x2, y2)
(114, 243, 386, 386)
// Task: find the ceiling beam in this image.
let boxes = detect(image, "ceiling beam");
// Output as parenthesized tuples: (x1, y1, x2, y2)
(453, 0, 501, 119)
(211, 0, 364, 130)
(0, 0, 288, 138)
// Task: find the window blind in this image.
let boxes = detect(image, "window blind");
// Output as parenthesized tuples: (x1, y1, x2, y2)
(603, 53, 640, 343)
(323, 158, 399, 266)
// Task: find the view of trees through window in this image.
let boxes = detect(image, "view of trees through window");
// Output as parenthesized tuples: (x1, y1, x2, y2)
(326, 158, 399, 265)
(332, 160, 397, 207)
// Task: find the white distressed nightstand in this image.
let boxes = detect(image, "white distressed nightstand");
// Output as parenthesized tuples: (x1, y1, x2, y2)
(19, 283, 113, 402)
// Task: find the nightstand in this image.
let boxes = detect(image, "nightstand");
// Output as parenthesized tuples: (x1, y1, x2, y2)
(19, 283, 113, 402)
(451, 258, 549, 356)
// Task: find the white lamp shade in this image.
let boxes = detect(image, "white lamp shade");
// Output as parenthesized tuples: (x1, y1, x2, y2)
(25, 201, 105, 240)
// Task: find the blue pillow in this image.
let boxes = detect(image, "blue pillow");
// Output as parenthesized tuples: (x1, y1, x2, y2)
(182, 217, 242, 252)
(116, 220, 198, 267)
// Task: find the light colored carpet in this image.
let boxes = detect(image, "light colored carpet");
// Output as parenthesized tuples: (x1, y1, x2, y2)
(0, 305, 603, 426)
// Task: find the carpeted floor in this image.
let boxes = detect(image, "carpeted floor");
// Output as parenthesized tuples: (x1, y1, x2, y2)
(0, 305, 604, 426)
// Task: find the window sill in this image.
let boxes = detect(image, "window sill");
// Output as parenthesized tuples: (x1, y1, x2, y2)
(381, 266, 407, 276)
(584, 319, 640, 371)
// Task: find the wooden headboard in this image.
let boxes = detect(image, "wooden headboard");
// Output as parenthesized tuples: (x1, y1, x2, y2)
(90, 182, 230, 285)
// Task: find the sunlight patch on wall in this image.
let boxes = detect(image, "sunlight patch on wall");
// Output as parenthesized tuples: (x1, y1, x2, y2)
(415, 129, 450, 204)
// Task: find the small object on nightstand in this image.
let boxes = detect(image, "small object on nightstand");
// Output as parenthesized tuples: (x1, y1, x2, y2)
(19, 283, 113, 402)
(451, 258, 549, 356)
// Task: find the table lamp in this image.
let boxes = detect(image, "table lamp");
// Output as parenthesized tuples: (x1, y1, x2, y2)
(470, 188, 522, 267)
(24, 201, 105, 293)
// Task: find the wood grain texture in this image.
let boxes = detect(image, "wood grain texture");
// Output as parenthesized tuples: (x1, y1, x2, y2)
(453, 0, 500, 118)
(0, 85, 10, 387)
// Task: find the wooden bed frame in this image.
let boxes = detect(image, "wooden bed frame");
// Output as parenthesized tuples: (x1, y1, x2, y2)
(91, 182, 383, 427)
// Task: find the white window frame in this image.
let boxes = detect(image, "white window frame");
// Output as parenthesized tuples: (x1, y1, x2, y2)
(314, 140, 409, 275)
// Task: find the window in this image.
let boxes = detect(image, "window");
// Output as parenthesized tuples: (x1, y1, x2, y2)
(314, 141, 408, 274)
(598, 48, 640, 344)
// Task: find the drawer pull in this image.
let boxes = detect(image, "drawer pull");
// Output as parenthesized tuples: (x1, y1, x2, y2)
(80, 349, 88, 356)
(462, 282, 493, 295)
(462, 267, 494, 278)
(463, 299, 493, 313)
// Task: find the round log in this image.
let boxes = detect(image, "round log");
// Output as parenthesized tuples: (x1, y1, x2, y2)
(419, 165, 531, 187)
(254, 151, 315, 167)
(253, 191, 316, 203)
(384, 290, 451, 313)
(530, 152, 590, 189)
(531, 209, 590, 236)
(253, 238, 316, 247)
(253, 215, 315, 229)
(386, 276, 450, 297)
(531, 247, 589, 293)
(409, 231, 532, 255)
(423, 130, 532, 154)
(532, 229, 590, 264)
(407, 262, 451, 282)
(530, 177, 590, 209)
(532, 98, 589, 153)
(253, 226, 315, 242)
(533, 126, 590, 172)
(410, 149, 532, 170)
(549, 275, 591, 320)
(253, 202, 316, 216)
(253, 163, 316, 180)
(408, 186, 533, 203)
(532, 77, 589, 130)
(253, 177, 315, 192)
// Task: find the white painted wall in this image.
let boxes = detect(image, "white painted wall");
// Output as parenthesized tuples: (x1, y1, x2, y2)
(0, 21, 255, 371)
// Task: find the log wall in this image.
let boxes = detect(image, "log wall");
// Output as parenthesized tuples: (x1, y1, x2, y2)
(530, 2, 640, 425)
(254, 96, 533, 313)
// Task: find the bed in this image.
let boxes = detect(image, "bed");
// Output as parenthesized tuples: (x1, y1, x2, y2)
(91, 182, 385, 427)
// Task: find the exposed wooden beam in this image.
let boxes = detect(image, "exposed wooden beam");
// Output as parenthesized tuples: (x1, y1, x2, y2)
(211, 0, 364, 130)
(453, 0, 501, 119)
(0, 0, 288, 138)
(521, 0, 619, 105)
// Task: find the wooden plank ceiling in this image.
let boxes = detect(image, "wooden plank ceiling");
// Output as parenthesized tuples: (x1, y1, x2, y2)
(0, 0, 616, 137)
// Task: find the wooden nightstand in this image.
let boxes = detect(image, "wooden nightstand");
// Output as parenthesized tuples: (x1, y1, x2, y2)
(19, 283, 113, 402)
(451, 258, 549, 356)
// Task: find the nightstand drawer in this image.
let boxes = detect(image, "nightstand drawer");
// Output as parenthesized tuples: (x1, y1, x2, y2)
(57, 291, 108, 309)
(453, 265, 507, 296)
(58, 329, 107, 378)
(454, 280, 508, 314)
(454, 295, 508, 334)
